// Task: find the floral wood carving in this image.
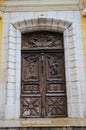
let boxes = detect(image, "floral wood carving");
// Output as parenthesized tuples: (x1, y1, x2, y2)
(22, 31, 63, 49)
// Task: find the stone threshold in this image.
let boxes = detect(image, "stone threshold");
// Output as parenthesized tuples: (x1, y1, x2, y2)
(0, 118, 86, 127)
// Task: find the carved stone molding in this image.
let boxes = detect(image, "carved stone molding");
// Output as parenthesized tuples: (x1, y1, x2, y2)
(0, 0, 84, 12)
(11, 17, 72, 33)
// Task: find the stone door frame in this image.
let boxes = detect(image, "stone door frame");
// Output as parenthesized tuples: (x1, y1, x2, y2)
(3, 14, 85, 119)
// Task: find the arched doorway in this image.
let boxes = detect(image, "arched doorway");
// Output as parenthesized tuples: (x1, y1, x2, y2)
(20, 31, 67, 118)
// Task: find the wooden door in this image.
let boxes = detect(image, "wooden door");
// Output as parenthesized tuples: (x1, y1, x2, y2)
(21, 31, 67, 118)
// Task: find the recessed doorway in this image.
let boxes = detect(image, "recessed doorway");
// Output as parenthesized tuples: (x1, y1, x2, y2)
(21, 31, 67, 118)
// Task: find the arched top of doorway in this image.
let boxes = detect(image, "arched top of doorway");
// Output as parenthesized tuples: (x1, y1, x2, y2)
(11, 16, 72, 33)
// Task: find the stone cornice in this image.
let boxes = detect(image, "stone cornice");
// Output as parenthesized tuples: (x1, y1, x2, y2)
(0, 0, 85, 12)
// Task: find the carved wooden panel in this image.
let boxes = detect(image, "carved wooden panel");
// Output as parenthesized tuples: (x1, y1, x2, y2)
(46, 53, 64, 78)
(22, 54, 40, 81)
(45, 53, 65, 94)
(44, 53, 66, 117)
(47, 81, 65, 93)
(21, 53, 42, 117)
(22, 31, 63, 49)
(22, 82, 39, 94)
(46, 96, 67, 117)
(21, 31, 67, 118)
(21, 96, 41, 117)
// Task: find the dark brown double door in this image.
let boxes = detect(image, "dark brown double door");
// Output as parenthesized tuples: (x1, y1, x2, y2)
(21, 31, 67, 118)
(21, 52, 66, 117)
